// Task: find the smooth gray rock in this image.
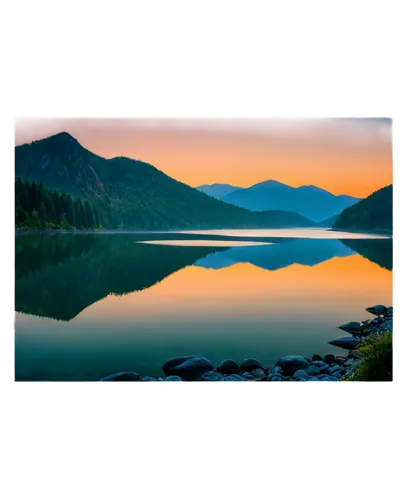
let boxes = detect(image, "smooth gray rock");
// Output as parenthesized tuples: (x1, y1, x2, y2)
(328, 364, 342, 374)
(335, 357, 346, 366)
(252, 368, 267, 380)
(312, 354, 323, 361)
(165, 375, 184, 381)
(323, 354, 336, 365)
(308, 377, 321, 381)
(366, 305, 387, 316)
(100, 372, 140, 381)
(298, 378, 308, 382)
(224, 374, 244, 381)
(276, 356, 310, 376)
(338, 321, 363, 336)
(216, 359, 240, 374)
(328, 337, 360, 350)
(293, 370, 310, 379)
(269, 375, 285, 382)
(307, 365, 321, 376)
(162, 356, 196, 375)
(141, 376, 158, 381)
(311, 360, 329, 369)
(242, 371, 255, 380)
(320, 376, 338, 381)
(164, 356, 213, 381)
(240, 358, 264, 372)
(199, 371, 222, 381)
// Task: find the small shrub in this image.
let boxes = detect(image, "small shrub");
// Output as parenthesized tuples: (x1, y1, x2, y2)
(351, 332, 392, 381)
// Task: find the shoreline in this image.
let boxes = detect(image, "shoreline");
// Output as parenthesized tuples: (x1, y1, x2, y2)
(100, 305, 393, 382)
(15, 227, 392, 239)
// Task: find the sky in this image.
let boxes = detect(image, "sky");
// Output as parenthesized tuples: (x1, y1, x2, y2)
(15, 118, 392, 198)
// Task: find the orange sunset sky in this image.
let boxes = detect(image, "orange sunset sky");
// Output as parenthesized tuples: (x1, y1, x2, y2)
(15, 118, 392, 198)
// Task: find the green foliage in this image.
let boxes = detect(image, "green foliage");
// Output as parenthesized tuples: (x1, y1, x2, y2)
(333, 185, 392, 232)
(15, 177, 102, 230)
(349, 332, 393, 381)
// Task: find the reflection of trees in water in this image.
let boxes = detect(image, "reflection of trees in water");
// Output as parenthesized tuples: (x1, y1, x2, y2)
(340, 238, 393, 271)
(15, 234, 224, 321)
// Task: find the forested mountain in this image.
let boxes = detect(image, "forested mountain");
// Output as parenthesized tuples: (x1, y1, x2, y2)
(15, 133, 313, 230)
(332, 185, 392, 233)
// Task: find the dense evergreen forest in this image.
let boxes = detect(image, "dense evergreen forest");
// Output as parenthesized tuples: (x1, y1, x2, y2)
(333, 185, 392, 233)
(15, 178, 102, 230)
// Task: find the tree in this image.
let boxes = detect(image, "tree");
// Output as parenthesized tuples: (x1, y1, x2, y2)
(66, 195, 76, 227)
(39, 200, 48, 224)
(31, 209, 39, 228)
(84, 201, 95, 228)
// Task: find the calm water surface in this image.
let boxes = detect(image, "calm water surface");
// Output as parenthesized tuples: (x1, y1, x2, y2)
(15, 230, 392, 381)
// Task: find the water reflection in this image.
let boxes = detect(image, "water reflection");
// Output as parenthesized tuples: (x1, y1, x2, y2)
(15, 233, 392, 381)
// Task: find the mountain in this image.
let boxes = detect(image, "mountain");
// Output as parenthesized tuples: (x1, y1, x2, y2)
(15, 133, 313, 230)
(333, 185, 392, 233)
(196, 183, 241, 199)
(316, 214, 340, 228)
(218, 180, 359, 221)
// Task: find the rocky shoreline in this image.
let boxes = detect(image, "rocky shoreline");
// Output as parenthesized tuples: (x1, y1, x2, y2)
(100, 304, 393, 382)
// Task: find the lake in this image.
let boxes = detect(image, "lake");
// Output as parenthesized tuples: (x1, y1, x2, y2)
(15, 229, 393, 381)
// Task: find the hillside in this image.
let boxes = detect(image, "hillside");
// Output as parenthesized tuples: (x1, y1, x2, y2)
(219, 180, 359, 221)
(316, 214, 339, 228)
(196, 183, 240, 199)
(15, 133, 313, 230)
(332, 185, 392, 233)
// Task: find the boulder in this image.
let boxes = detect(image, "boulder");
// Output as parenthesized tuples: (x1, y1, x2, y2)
(165, 375, 184, 381)
(306, 365, 321, 376)
(242, 371, 255, 380)
(335, 357, 346, 366)
(199, 371, 222, 381)
(366, 305, 387, 316)
(311, 361, 329, 370)
(328, 337, 360, 350)
(312, 354, 323, 361)
(216, 359, 240, 375)
(323, 354, 336, 365)
(162, 356, 197, 375)
(224, 374, 244, 381)
(251, 368, 267, 380)
(293, 370, 310, 379)
(240, 358, 264, 372)
(165, 356, 214, 381)
(100, 372, 140, 381)
(338, 321, 364, 337)
(276, 356, 310, 376)
(141, 376, 158, 381)
(269, 375, 285, 382)
(308, 377, 321, 381)
(320, 376, 336, 381)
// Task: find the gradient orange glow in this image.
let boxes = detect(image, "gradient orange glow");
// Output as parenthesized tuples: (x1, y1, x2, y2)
(79, 253, 392, 323)
(15, 118, 392, 198)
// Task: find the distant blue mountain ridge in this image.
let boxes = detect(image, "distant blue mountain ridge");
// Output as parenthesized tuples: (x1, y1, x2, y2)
(194, 238, 355, 272)
(196, 180, 359, 222)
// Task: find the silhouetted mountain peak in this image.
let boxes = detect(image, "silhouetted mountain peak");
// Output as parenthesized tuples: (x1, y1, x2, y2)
(252, 179, 289, 189)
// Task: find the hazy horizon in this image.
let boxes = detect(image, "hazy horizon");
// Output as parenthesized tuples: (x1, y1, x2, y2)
(15, 118, 392, 198)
